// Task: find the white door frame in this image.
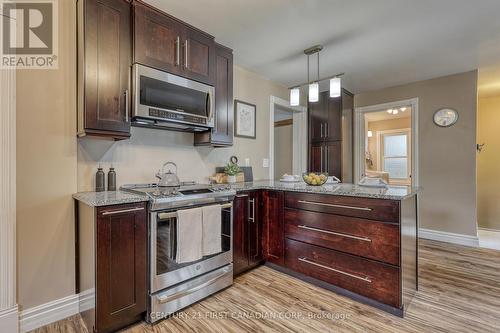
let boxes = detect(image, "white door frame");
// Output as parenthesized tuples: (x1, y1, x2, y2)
(269, 96, 307, 180)
(0, 67, 18, 332)
(354, 98, 419, 186)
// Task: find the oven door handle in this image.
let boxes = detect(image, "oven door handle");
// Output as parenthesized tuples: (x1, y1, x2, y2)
(157, 270, 229, 304)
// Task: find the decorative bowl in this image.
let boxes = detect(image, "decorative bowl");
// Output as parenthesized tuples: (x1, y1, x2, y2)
(302, 172, 329, 186)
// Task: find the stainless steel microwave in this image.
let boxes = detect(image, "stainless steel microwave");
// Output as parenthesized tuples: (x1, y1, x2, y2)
(132, 64, 214, 132)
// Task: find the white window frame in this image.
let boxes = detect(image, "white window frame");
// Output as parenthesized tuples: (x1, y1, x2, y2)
(376, 128, 411, 183)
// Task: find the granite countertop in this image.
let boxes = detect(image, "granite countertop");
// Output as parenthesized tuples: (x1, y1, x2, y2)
(229, 180, 419, 200)
(73, 191, 148, 207)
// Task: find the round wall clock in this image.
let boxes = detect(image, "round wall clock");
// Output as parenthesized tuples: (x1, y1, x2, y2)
(433, 108, 458, 127)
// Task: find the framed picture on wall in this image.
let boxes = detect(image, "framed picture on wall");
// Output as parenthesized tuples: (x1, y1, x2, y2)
(234, 100, 256, 139)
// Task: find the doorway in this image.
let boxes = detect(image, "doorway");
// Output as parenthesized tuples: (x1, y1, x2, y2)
(354, 98, 419, 186)
(269, 96, 307, 180)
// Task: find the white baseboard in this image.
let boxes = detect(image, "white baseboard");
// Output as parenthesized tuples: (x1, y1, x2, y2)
(419, 228, 479, 247)
(0, 305, 19, 333)
(19, 294, 79, 333)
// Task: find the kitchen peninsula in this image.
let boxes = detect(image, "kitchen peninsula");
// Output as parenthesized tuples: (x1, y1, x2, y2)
(73, 181, 418, 331)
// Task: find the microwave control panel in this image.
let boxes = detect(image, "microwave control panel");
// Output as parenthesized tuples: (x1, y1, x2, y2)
(149, 108, 207, 125)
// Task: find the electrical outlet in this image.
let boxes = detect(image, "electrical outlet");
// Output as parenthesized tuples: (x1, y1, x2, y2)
(262, 158, 269, 168)
(245, 158, 250, 167)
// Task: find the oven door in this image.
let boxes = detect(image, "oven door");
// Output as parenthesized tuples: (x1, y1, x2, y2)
(150, 203, 232, 293)
(133, 64, 214, 127)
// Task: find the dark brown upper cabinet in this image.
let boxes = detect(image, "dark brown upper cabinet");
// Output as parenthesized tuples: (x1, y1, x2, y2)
(133, 1, 215, 85)
(77, 0, 132, 140)
(194, 44, 233, 147)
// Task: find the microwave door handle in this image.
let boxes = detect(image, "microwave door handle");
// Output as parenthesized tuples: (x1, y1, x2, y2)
(207, 91, 214, 129)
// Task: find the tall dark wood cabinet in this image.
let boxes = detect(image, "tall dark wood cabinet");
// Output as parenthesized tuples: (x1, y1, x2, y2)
(77, 0, 132, 140)
(308, 89, 353, 180)
(262, 190, 285, 266)
(194, 44, 234, 146)
(76, 201, 147, 333)
(233, 192, 263, 276)
(133, 1, 215, 85)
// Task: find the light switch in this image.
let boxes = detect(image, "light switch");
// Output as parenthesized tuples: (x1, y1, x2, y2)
(245, 158, 250, 167)
(262, 158, 269, 168)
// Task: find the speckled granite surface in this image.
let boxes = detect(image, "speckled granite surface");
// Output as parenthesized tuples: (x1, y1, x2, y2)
(73, 191, 148, 207)
(226, 180, 419, 200)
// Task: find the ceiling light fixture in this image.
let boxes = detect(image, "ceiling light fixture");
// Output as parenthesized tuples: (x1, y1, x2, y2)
(393, 109, 399, 115)
(288, 44, 344, 106)
(401, 107, 407, 112)
(367, 130, 373, 138)
(387, 109, 393, 114)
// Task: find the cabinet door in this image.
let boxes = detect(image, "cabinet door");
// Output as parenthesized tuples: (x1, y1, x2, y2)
(96, 203, 147, 333)
(182, 27, 215, 85)
(233, 194, 249, 275)
(211, 44, 233, 145)
(134, 2, 182, 75)
(325, 95, 342, 141)
(85, 0, 131, 135)
(308, 94, 326, 142)
(309, 143, 323, 173)
(262, 190, 285, 265)
(325, 141, 342, 179)
(248, 191, 263, 266)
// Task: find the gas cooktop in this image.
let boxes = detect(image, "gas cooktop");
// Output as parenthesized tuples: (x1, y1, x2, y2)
(120, 183, 235, 211)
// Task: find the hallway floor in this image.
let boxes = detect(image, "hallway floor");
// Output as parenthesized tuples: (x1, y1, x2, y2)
(478, 228, 500, 250)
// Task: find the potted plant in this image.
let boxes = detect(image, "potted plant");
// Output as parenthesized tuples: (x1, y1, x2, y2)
(224, 162, 241, 184)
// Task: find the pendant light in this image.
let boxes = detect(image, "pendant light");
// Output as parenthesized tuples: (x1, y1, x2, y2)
(290, 87, 300, 106)
(308, 51, 320, 102)
(330, 77, 341, 98)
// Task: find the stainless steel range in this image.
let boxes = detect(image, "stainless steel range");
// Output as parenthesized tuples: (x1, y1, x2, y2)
(121, 182, 235, 323)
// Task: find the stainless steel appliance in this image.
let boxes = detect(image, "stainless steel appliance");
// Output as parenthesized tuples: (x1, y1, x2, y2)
(121, 183, 235, 323)
(132, 64, 215, 132)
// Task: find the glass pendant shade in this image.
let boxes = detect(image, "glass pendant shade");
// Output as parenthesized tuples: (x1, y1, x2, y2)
(290, 88, 300, 106)
(330, 77, 341, 98)
(367, 130, 373, 138)
(308, 82, 319, 102)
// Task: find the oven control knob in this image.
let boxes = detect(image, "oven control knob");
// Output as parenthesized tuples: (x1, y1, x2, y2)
(196, 264, 201, 270)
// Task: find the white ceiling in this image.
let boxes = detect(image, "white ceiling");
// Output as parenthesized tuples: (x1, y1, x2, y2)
(365, 108, 412, 122)
(145, 0, 500, 96)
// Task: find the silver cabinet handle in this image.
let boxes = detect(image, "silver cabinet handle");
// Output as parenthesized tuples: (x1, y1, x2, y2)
(101, 207, 144, 216)
(298, 257, 372, 283)
(320, 123, 323, 138)
(175, 36, 180, 66)
(236, 194, 249, 198)
(297, 200, 372, 211)
(298, 225, 371, 242)
(249, 198, 255, 223)
(184, 40, 189, 69)
(157, 270, 229, 304)
(124, 89, 129, 122)
(320, 147, 323, 173)
(325, 146, 328, 172)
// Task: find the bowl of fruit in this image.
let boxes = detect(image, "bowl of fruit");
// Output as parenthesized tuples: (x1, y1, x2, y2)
(302, 172, 328, 186)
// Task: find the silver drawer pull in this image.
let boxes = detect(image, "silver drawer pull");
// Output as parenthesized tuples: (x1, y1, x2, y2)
(298, 225, 371, 242)
(101, 207, 144, 216)
(297, 200, 372, 211)
(236, 194, 249, 198)
(157, 271, 228, 304)
(298, 257, 372, 283)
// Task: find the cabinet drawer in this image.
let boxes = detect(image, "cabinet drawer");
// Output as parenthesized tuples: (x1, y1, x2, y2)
(285, 238, 400, 308)
(285, 192, 399, 223)
(285, 209, 400, 266)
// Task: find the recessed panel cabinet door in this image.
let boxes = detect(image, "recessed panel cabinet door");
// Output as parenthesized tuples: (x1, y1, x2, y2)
(233, 194, 249, 275)
(262, 190, 285, 265)
(309, 143, 323, 173)
(96, 204, 147, 333)
(134, 2, 182, 75)
(182, 27, 216, 85)
(325, 141, 342, 179)
(248, 191, 263, 266)
(85, 0, 131, 134)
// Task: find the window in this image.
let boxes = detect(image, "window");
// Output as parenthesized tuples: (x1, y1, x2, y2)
(381, 131, 410, 179)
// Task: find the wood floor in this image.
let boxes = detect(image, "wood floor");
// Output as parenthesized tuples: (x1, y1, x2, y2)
(31, 239, 500, 333)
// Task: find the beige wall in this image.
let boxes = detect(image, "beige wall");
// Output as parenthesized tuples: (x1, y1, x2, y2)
(477, 96, 500, 230)
(367, 117, 411, 171)
(274, 124, 293, 179)
(356, 71, 478, 236)
(77, 66, 288, 191)
(16, 0, 77, 309)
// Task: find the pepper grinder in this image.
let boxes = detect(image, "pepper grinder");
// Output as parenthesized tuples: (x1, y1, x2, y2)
(107, 166, 116, 191)
(95, 165, 105, 192)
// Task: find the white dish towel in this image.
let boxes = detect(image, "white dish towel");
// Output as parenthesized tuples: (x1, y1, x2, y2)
(176, 207, 203, 264)
(202, 205, 222, 256)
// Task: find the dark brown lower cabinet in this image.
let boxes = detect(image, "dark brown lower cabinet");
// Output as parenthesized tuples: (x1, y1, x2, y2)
(262, 190, 285, 266)
(76, 201, 147, 333)
(233, 191, 263, 275)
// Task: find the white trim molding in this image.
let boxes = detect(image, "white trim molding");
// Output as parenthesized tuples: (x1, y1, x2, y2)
(0, 65, 17, 332)
(269, 96, 307, 180)
(419, 228, 479, 247)
(19, 295, 80, 333)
